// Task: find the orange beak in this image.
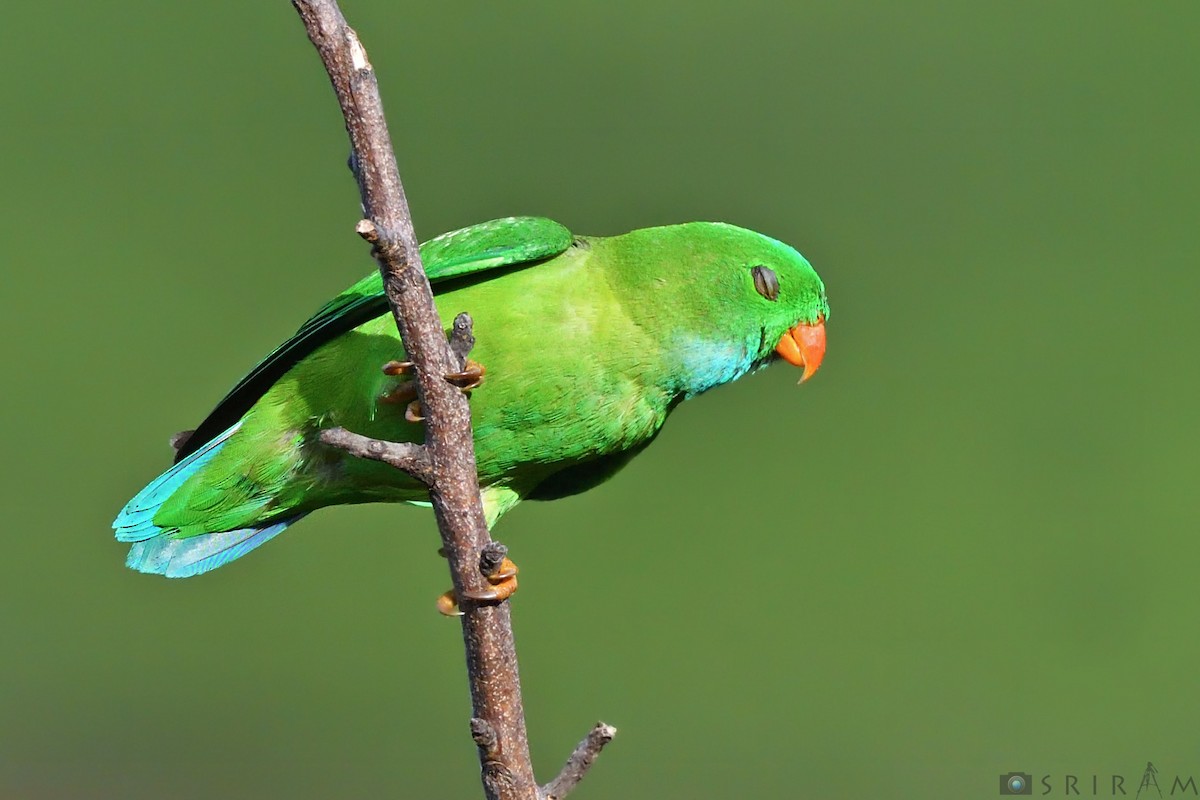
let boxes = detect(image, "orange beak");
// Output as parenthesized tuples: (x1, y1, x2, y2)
(774, 316, 826, 383)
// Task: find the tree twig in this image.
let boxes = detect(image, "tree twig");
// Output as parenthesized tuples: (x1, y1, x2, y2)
(289, 3, 553, 798)
(317, 427, 432, 482)
(541, 723, 619, 800)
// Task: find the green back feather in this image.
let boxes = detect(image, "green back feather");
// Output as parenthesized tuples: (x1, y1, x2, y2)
(174, 217, 571, 462)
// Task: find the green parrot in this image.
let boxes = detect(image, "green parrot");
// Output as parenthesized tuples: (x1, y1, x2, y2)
(113, 217, 829, 579)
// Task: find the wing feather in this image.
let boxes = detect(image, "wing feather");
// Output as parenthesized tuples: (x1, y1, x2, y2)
(174, 217, 571, 462)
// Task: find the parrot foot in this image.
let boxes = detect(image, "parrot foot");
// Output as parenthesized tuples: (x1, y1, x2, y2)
(379, 360, 418, 405)
(379, 380, 418, 406)
(436, 551, 520, 616)
(383, 358, 483, 389)
(385, 359, 486, 424)
(382, 359, 413, 376)
(445, 358, 486, 391)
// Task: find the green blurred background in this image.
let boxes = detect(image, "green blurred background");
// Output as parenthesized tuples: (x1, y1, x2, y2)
(2, 2, 1198, 798)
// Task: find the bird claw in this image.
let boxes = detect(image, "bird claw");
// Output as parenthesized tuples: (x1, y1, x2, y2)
(379, 380, 417, 406)
(445, 358, 486, 391)
(436, 556, 520, 616)
(382, 357, 483, 388)
(380, 359, 484, 424)
(484, 559, 518, 582)
(435, 590, 463, 616)
(382, 360, 413, 376)
(379, 360, 418, 407)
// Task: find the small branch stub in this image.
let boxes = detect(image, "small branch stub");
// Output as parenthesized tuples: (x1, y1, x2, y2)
(479, 541, 508, 579)
(541, 723, 618, 800)
(355, 218, 379, 242)
(449, 312, 476, 369)
(318, 427, 432, 484)
(346, 28, 370, 71)
(472, 718, 518, 799)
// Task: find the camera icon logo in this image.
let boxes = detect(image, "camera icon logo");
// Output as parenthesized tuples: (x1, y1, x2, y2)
(1000, 772, 1033, 795)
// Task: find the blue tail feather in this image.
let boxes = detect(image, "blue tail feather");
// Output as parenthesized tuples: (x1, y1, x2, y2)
(112, 420, 301, 577)
(124, 514, 306, 578)
(113, 422, 243, 543)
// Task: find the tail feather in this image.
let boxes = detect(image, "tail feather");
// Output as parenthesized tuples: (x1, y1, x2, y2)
(113, 420, 301, 577)
(125, 515, 306, 578)
(114, 422, 243, 543)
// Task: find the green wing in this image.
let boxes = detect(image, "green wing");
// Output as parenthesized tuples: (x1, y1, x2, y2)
(297, 215, 573, 339)
(174, 216, 572, 462)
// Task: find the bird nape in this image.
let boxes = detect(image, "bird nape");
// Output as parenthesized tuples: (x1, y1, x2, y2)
(113, 216, 829, 588)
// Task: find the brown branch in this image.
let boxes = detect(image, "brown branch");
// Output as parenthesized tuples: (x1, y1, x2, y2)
(317, 427, 432, 483)
(289, 2, 545, 799)
(540, 723, 619, 800)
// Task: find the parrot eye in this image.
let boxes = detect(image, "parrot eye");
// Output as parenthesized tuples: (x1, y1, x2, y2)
(750, 266, 779, 301)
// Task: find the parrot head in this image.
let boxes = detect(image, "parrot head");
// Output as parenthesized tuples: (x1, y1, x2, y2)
(602, 221, 829, 397)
